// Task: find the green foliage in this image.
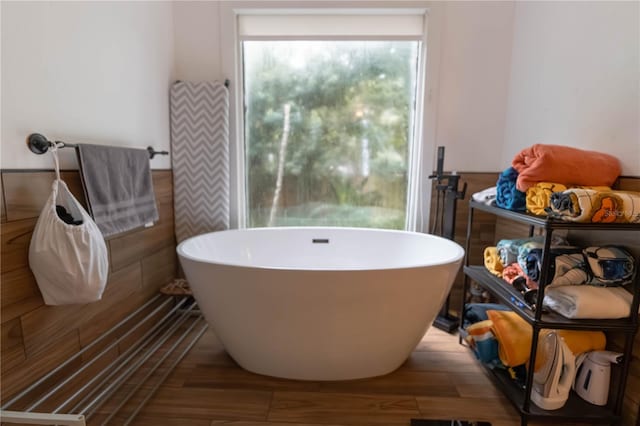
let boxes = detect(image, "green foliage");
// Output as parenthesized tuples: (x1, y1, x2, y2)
(244, 41, 419, 229)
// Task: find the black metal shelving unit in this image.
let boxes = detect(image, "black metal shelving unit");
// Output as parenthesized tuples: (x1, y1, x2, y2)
(460, 200, 640, 426)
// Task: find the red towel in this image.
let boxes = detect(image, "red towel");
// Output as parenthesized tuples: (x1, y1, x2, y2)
(512, 144, 621, 192)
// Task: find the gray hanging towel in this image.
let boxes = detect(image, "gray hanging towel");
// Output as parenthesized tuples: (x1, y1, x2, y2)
(170, 81, 230, 243)
(77, 144, 159, 238)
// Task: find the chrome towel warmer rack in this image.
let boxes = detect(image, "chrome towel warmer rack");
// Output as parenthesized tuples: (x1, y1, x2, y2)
(27, 133, 170, 159)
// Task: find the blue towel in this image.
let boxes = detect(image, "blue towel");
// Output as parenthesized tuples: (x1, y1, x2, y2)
(525, 247, 583, 285)
(462, 303, 511, 328)
(496, 167, 526, 211)
(517, 240, 544, 272)
(497, 236, 544, 266)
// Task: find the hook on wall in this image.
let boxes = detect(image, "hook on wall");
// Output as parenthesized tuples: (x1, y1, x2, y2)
(27, 133, 71, 154)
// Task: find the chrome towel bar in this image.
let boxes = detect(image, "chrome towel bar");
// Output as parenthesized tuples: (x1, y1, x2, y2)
(26, 133, 169, 159)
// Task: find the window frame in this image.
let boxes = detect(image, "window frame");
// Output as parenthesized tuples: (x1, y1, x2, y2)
(220, 1, 442, 231)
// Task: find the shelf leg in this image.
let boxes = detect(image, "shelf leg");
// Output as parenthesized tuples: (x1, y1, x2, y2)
(522, 325, 541, 414)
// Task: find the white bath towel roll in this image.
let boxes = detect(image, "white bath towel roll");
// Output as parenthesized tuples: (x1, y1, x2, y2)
(472, 186, 497, 205)
(543, 286, 632, 319)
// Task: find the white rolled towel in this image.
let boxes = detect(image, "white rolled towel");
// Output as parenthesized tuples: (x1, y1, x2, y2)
(543, 285, 632, 319)
(472, 187, 497, 205)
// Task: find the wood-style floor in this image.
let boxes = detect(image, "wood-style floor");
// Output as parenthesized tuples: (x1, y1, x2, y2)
(117, 324, 530, 426)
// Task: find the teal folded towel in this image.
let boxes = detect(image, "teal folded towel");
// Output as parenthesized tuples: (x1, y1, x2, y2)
(496, 167, 526, 211)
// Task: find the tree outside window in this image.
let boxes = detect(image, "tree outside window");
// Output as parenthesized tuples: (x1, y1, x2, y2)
(243, 40, 420, 229)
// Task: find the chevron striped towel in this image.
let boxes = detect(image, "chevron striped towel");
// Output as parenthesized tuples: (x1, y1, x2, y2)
(77, 144, 159, 237)
(171, 81, 230, 242)
(548, 188, 640, 223)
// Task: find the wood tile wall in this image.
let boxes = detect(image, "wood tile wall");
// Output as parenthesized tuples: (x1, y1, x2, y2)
(0, 170, 177, 402)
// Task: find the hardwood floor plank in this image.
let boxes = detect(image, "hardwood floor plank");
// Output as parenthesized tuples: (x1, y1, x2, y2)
(210, 421, 347, 426)
(415, 329, 471, 355)
(268, 391, 420, 426)
(415, 395, 519, 424)
(137, 387, 272, 421)
(454, 383, 505, 399)
(184, 364, 458, 397)
(130, 416, 211, 426)
(401, 350, 485, 373)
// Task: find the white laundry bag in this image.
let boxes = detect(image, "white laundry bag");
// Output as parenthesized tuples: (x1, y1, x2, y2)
(29, 144, 109, 305)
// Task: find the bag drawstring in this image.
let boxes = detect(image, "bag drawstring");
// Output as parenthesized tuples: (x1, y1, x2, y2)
(50, 142, 62, 181)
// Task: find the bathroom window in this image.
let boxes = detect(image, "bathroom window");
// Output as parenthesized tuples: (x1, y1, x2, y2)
(238, 12, 427, 230)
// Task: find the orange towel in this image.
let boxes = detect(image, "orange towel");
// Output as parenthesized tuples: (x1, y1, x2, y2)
(512, 144, 621, 192)
(486, 310, 606, 368)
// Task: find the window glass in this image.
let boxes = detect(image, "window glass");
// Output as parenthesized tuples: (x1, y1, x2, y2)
(243, 40, 420, 229)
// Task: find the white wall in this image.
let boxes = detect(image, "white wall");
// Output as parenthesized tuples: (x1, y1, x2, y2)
(435, 1, 514, 172)
(502, 1, 640, 175)
(5, 1, 636, 175)
(171, 1, 516, 174)
(1, 1, 175, 170)
(173, 1, 221, 82)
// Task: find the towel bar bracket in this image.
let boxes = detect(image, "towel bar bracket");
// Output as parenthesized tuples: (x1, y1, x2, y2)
(27, 133, 70, 155)
(27, 133, 168, 159)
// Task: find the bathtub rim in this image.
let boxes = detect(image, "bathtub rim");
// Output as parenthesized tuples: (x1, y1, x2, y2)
(176, 226, 465, 272)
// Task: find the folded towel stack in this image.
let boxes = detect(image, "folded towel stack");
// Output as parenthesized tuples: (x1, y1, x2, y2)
(496, 237, 542, 266)
(496, 167, 526, 212)
(526, 183, 613, 216)
(543, 286, 633, 319)
(511, 144, 621, 192)
(496, 235, 567, 268)
(548, 188, 640, 223)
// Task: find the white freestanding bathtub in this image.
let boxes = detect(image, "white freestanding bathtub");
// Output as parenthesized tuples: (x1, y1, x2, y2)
(177, 227, 464, 380)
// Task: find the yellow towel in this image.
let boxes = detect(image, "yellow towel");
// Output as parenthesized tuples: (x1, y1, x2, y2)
(486, 310, 606, 368)
(487, 310, 531, 367)
(526, 183, 611, 216)
(483, 246, 504, 277)
(534, 329, 607, 371)
(526, 182, 568, 215)
(557, 329, 606, 357)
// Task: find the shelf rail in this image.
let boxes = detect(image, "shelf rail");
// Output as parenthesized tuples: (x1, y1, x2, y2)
(460, 201, 639, 425)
